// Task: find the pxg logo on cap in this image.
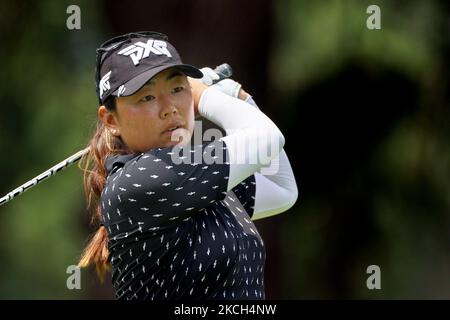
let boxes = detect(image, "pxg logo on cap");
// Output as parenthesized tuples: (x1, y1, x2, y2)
(117, 40, 172, 65)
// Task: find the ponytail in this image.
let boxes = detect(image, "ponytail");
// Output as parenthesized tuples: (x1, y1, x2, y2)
(78, 99, 127, 282)
(78, 225, 110, 281)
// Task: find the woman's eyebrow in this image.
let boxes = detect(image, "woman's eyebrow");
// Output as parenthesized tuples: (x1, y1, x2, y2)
(143, 71, 184, 87)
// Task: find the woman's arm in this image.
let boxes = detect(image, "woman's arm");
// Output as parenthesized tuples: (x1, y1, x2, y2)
(242, 96, 298, 220)
(191, 78, 298, 220)
(194, 84, 286, 192)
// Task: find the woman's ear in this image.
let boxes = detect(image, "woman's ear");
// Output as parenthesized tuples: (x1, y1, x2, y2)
(98, 105, 120, 136)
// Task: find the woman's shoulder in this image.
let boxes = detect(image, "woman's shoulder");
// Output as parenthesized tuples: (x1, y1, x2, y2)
(105, 153, 139, 175)
(105, 145, 182, 175)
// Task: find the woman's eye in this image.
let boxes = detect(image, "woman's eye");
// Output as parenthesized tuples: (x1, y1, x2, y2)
(140, 95, 155, 102)
(173, 86, 184, 93)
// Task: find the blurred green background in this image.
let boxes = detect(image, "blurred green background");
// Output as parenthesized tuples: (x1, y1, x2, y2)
(0, 0, 448, 299)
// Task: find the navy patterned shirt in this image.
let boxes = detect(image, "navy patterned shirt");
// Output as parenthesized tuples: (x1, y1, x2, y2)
(100, 139, 266, 300)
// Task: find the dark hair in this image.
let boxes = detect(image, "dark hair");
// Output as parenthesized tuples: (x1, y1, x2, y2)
(78, 96, 126, 281)
(104, 96, 117, 111)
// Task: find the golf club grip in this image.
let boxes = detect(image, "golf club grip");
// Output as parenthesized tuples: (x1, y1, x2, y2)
(212, 63, 233, 83)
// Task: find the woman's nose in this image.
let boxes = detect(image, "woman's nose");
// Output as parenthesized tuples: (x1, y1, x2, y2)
(162, 106, 178, 118)
(160, 96, 178, 117)
(158, 93, 174, 116)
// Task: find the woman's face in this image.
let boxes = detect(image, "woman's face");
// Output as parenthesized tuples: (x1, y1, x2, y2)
(99, 67, 195, 153)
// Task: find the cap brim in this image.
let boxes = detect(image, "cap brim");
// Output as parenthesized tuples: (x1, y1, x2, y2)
(112, 64, 203, 98)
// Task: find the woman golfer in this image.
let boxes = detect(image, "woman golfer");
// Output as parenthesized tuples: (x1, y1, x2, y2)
(78, 31, 298, 300)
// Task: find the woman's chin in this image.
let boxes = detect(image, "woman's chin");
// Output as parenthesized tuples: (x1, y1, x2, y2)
(164, 140, 187, 148)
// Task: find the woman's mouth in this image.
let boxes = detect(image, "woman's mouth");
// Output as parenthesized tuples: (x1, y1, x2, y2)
(166, 126, 180, 132)
(162, 126, 191, 145)
(163, 126, 181, 134)
(162, 126, 186, 139)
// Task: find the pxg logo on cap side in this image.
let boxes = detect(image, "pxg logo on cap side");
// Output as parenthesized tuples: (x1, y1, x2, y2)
(118, 40, 173, 65)
(99, 70, 112, 99)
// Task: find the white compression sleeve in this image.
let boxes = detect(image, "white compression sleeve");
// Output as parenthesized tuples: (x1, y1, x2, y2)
(244, 95, 298, 220)
(252, 150, 298, 220)
(198, 87, 285, 191)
